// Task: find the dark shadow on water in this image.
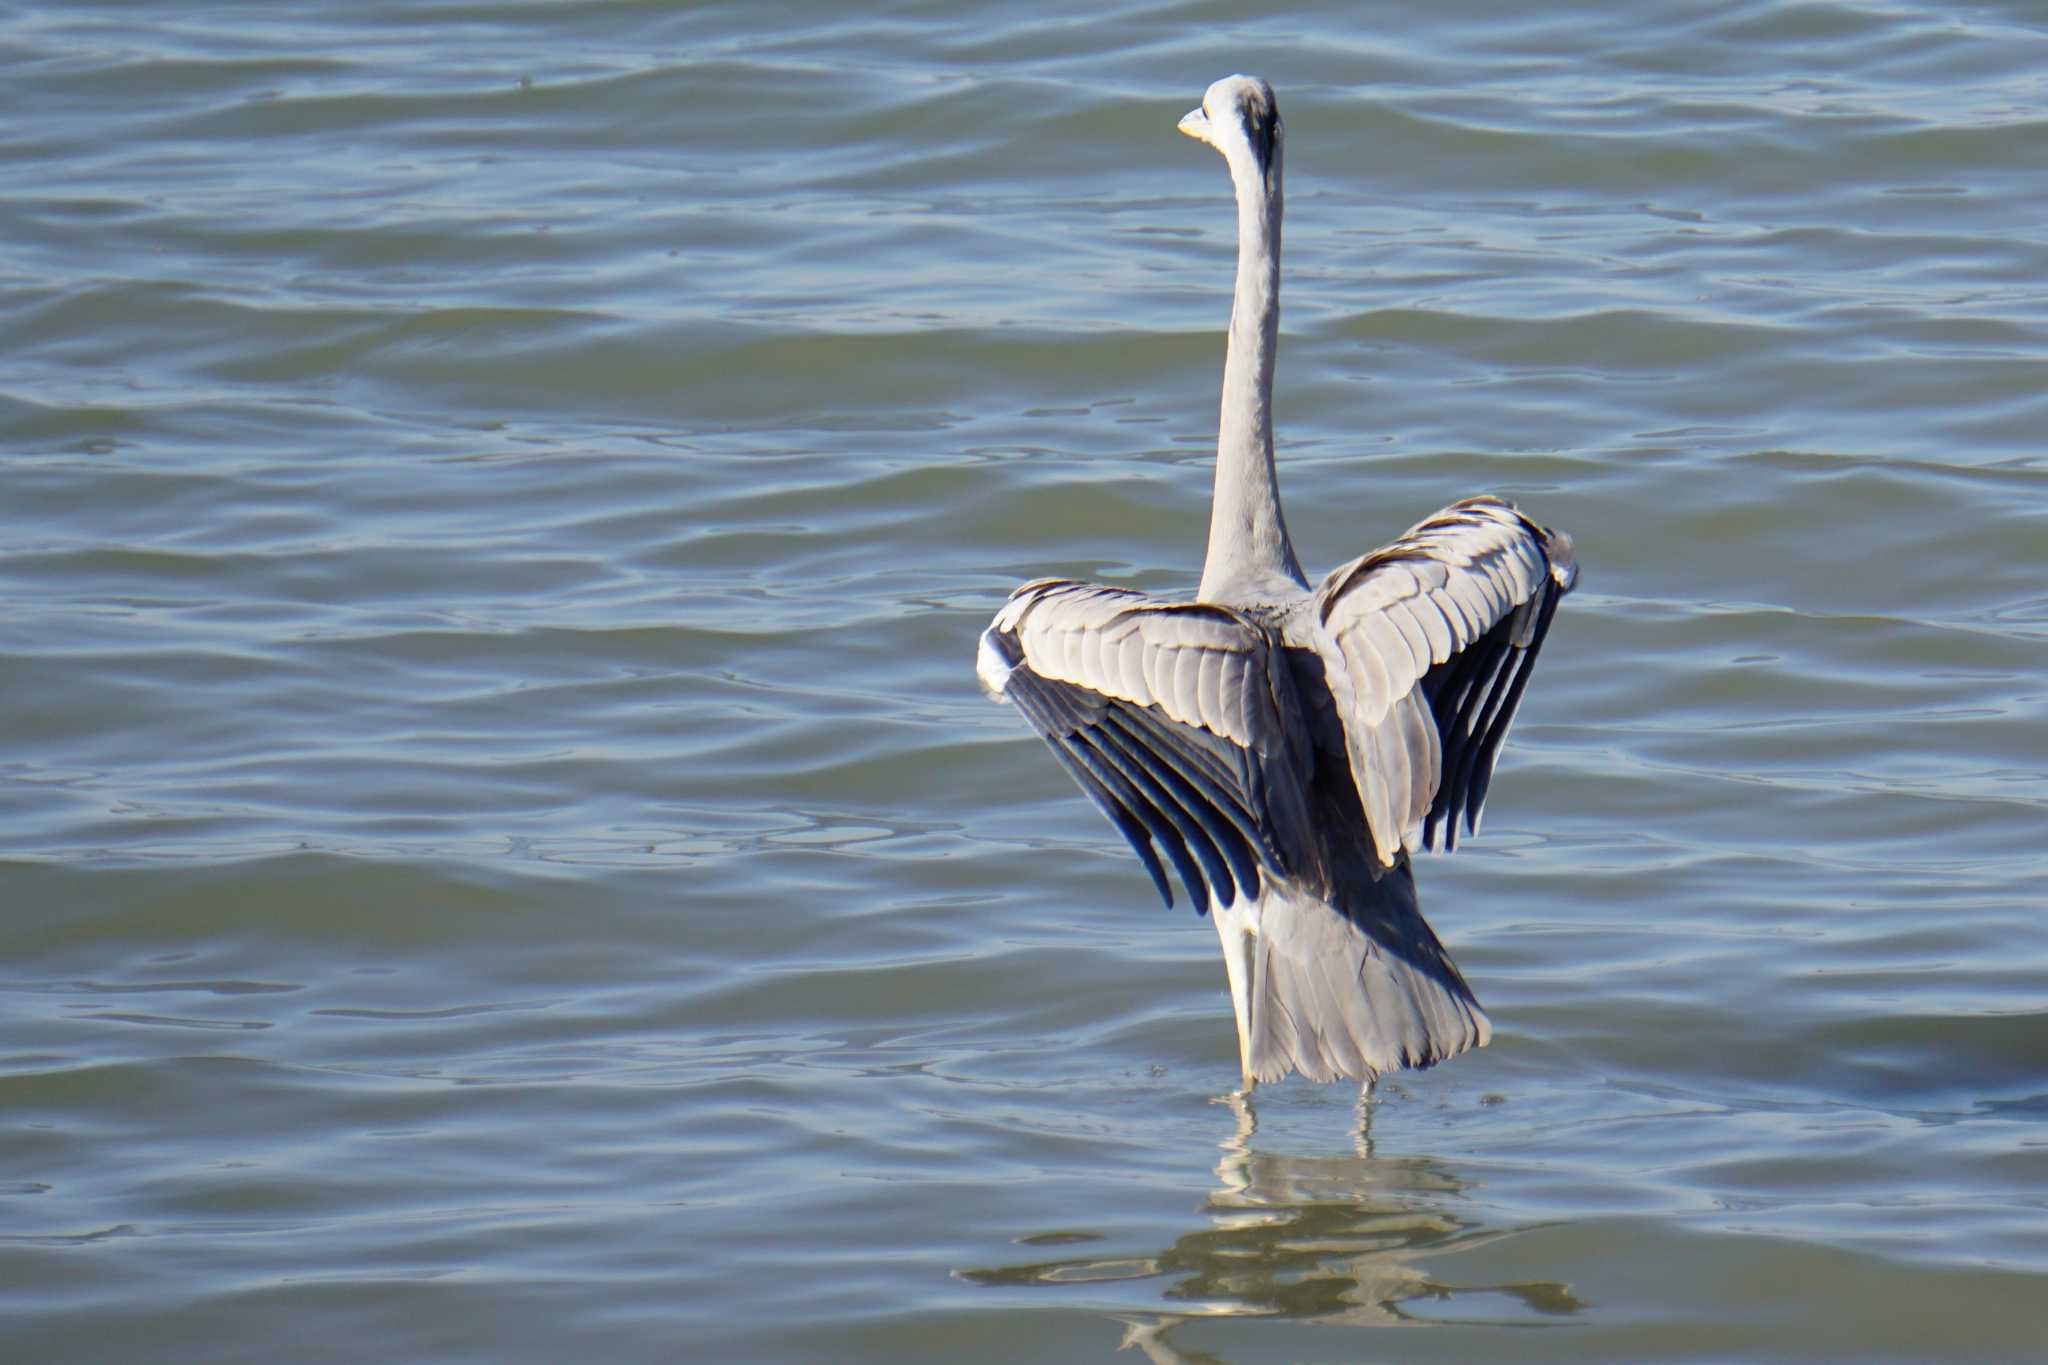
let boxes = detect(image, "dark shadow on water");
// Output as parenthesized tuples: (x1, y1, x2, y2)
(958, 1093, 1582, 1349)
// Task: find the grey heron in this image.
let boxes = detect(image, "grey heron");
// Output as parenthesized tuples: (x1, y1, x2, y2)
(977, 76, 1577, 1089)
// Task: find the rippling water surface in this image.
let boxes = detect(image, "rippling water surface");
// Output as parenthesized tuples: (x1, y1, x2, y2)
(5, 2, 2047, 1360)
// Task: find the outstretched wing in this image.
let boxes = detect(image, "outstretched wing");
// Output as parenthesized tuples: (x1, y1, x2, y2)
(976, 580, 1312, 912)
(1309, 495, 1577, 868)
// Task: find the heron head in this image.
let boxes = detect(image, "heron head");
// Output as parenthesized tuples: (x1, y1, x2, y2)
(1177, 75, 1281, 180)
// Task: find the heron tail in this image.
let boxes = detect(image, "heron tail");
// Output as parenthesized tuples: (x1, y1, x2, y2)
(1214, 870, 1490, 1086)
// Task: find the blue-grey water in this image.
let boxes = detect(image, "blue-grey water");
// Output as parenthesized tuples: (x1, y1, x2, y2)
(4, 2, 2046, 1360)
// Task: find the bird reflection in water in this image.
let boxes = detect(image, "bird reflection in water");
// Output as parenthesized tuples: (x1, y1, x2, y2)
(957, 1093, 1580, 1348)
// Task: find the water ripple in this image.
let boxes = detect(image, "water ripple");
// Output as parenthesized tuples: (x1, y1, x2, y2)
(5, 1, 2048, 1360)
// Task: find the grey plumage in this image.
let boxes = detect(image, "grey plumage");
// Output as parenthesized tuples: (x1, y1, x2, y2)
(977, 76, 1577, 1088)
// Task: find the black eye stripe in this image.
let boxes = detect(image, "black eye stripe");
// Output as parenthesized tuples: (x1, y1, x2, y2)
(1237, 92, 1278, 172)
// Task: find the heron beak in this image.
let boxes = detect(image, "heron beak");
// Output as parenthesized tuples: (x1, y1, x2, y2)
(1177, 106, 1212, 145)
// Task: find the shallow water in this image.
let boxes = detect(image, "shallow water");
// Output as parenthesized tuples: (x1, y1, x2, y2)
(4, 2, 2046, 1360)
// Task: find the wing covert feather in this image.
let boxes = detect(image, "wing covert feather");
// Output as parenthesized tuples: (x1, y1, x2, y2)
(980, 581, 1309, 911)
(1310, 496, 1576, 867)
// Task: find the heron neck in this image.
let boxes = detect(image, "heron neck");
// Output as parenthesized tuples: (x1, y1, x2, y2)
(1198, 154, 1304, 603)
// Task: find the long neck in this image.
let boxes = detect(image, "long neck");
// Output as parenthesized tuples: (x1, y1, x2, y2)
(1197, 152, 1304, 603)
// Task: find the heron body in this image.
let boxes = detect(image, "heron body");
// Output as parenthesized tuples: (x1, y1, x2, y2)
(977, 76, 1577, 1088)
